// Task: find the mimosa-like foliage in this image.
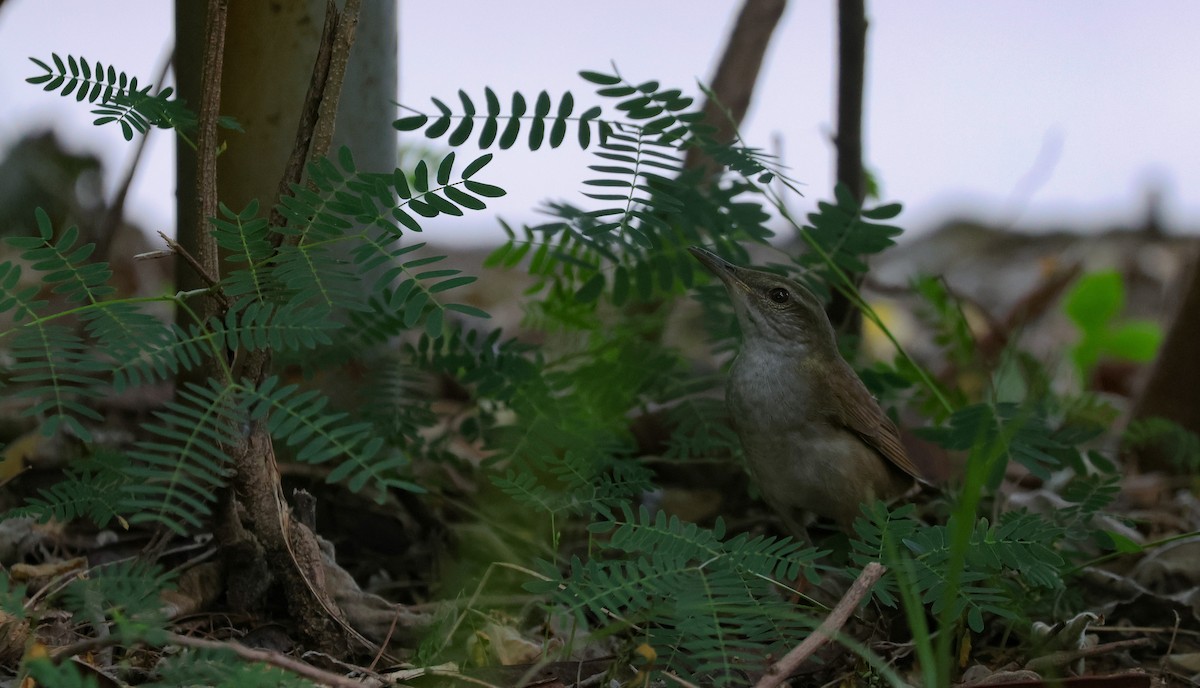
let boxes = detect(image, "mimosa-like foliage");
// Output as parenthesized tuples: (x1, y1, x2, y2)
(2, 53, 1141, 686)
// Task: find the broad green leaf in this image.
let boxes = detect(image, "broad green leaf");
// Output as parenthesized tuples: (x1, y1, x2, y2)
(1064, 270, 1124, 331)
(1102, 322, 1162, 362)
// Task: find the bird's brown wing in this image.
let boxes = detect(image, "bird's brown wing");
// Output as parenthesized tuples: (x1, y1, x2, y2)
(826, 359, 924, 482)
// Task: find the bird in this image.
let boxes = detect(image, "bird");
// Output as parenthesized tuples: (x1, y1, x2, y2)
(688, 246, 922, 535)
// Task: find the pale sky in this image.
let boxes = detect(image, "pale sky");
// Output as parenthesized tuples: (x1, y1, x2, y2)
(0, 1, 1197, 245)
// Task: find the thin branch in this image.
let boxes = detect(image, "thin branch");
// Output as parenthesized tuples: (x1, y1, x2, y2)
(310, 0, 361, 162)
(268, 0, 339, 234)
(168, 633, 380, 688)
(661, 670, 704, 688)
(754, 562, 886, 688)
(157, 232, 218, 291)
(1024, 637, 1152, 674)
(51, 632, 379, 688)
(683, 0, 788, 177)
(193, 0, 229, 322)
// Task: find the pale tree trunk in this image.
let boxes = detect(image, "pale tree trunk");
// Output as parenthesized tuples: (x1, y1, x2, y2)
(214, 0, 397, 213)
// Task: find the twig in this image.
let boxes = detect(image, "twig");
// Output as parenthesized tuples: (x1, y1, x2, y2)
(662, 670, 704, 688)
(310, 0, 360, 162)
(1024, 637, 1151, 674)
(219, 0, 372, 658)
(1161, 611, 1181, 673)
(157, 231, 231, 311)
(754, 562, 886, 688)
(1092, 624, 1200, 638)
(157, 231, 223, 293)
(53, 632, 378, 688)
(367, 606, 402, 673)
(268, 0, 339, 235)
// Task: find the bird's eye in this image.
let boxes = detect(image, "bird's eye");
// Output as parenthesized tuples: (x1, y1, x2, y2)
(768, 288, 790, 304)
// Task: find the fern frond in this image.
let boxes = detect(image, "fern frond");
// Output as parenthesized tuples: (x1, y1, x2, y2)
(492, 470, 562, 514)
(218, 300, 339, 352)
(1122, 416, 1200, 472)
(109, 320, 218, 391)
(81, 301, 172, 377)
(792, 184, 903, 299)
(917, 401, 1094, 480)
(395, 88, 607, 150)
(240, 375, 417, 494)
(6, 208, 113, 304)
(271, 242, 365, 313)
(8, 323, 105, 440)
(211, 200, 278, 301)
(853, 505, 1063, 632)
(27, 53, 204, 140)
(120, 381, 242, 535)
(0, 261, 47, 324)
(13, 450, 130, 529)
(485, 167, 771, 312)
(404, 327, 540, 403)
(61, 559, 174, 642)
(661, 396, 740, 461)
(535, 504, 819, 687)
(1059, 471, 1120, 518)
(5, 209, 173, 387)
(351, 243, 490, 340)
(266, 148, 497, 323)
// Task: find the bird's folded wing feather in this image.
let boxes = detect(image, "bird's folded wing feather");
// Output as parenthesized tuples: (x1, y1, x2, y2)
(826, 360, 924, 481)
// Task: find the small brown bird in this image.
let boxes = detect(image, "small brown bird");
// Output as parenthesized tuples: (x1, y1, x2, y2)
(689, 247, 922, 534)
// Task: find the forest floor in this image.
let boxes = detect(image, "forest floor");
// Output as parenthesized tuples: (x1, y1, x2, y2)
(2, 216, 1199, 687)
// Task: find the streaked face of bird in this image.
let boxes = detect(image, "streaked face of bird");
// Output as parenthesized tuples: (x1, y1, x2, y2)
(687, 247, 836, 357)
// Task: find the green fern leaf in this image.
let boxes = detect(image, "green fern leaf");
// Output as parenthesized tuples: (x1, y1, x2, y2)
(121, 381, 241, 535)
(242, 376, 416, 496)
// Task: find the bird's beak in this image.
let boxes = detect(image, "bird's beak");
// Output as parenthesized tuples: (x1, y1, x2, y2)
(688, 246, 751, 295)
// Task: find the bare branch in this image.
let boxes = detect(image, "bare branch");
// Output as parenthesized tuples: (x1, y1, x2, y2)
(754, 561, 886, 688)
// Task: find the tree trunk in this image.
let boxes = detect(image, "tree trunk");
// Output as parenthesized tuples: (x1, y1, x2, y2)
(173, 2, 205, 300)
(216, 1, 397, 213)
(683, 0, 788, 177)
(1129, 252, 1200, 472)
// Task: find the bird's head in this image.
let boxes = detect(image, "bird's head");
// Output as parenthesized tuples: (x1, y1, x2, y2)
(688, 246, 837, 357)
